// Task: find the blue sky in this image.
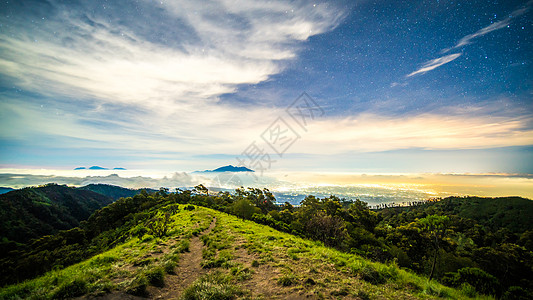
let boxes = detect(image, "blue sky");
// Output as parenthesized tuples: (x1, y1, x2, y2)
(0, 0, 532, 173)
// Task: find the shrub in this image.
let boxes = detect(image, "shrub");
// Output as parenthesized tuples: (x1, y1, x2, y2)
(502, 286, 530, 300)
(446, 267, 500, 296)
(163, 260, 177, 274)
(52, 278, 88, 299)
(230, 265, 253, 281)
(174, 240, 190, 253)
(126, 274, 148, 296)
(145, 267, 165, 287)
(277, 273, 297, 286)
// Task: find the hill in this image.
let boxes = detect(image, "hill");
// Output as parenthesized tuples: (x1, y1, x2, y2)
(0, 184, 112, 245)
(0, 190, 530, 299)
(196, 165, 254, 173)
(379, 196, 533, 233)
(78, 183, 156, 201)
(0, 187, 14, 195)
(0, 203, 479, 299)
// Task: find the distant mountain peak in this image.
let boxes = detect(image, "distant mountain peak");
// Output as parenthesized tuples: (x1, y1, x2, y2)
(75, 166, 126, 170)
(89, 166, 109, 170)
(197, 165, 254, 173)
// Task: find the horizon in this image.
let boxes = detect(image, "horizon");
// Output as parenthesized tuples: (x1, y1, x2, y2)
(1, 0, 532, 198)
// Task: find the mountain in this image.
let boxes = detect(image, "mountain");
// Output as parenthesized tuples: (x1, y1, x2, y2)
(197, 164, 254, 173)
(74, 166, 126, 170)
(0, 187, 14, 195)
(88, 166, 109, 170)
(0, 200, 475, 299)
(0, 190, 529, 298)
(0, 184, 113, 245)
(78, 183, 156, 201)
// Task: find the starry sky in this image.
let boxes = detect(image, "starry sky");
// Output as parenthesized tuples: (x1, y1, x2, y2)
(0, 0, 532, 174)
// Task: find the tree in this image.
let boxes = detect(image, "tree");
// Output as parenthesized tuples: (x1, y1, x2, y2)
(193, 184, 209, 196)
(418, 215, 449, 281)
(146, 212, 171, 238)
(232, 199, 260, 219)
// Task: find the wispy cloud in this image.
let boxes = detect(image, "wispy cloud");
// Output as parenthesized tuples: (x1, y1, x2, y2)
(0, 1, 347, 107)
(0, 0, 348, 165)
(406, 53, 461, 77)
(443, 1, 532, 53)
(405, 1, 531, 78)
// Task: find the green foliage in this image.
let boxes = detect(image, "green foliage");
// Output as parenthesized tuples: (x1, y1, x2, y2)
(52, 278, 88, 299)
(144, 266, 165, 287)
(78, 184, 155, 201)
(146, 212, 171, 238)
(163, 260, 177, 274)
(502, 286, 530, 300)
(0, 184, 112, 245)
(1, 185, 530, 300)
(174, 239, 190, 253)
(126, 273, 148, 296)
(232, 198, 260, 219)
(444, 267, 500, 296)
(277, 272, 297, 286)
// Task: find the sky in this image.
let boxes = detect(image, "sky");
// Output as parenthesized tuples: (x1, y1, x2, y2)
(1, 0, 532, 176)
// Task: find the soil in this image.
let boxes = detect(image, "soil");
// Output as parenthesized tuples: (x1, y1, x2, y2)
(151, 217, 217, 299)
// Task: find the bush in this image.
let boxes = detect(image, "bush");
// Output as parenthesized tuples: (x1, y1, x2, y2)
(52, 278, 88, 299)
(126, 274, 148, 296)
(277, 273, 297, 286)
(163, 260, 177, 274)
(446, 267, 500, 296)
(174, 240, 190, 253)
(502, 286, 530, 300)
(145, 267, 165, 287)
(358, 264, 386, 284)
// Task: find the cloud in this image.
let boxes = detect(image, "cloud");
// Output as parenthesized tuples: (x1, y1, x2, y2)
(0, 0, 349, 162)
(406, 53, 461, 77)
(442, 1, 532, 53)
(0, 0, 347, 107)
(405, 1, 531, 79)
(291, 103, 533, 154)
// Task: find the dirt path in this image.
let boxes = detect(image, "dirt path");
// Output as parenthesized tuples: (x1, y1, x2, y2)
(153, 217, 217, 299)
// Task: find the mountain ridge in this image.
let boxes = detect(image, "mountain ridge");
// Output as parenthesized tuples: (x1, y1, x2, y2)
(195, 164, 254, 173)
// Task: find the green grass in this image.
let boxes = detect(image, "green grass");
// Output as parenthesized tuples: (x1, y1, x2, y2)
(0, 205, 492, 299)
(181, 271, 243, 300)
(0, 204, 213, 299)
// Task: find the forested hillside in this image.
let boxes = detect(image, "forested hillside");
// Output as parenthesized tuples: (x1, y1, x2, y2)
(1, 195, 483, 299)
(0, 184, 112, 246)
(78, 183, 156, 201)
(0, 186, 531, 299)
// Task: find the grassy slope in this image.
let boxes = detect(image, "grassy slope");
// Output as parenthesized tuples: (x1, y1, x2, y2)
(0, 205, 490, 300)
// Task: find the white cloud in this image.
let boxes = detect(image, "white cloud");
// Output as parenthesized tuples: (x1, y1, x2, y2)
(443, 1, 532, 53)
(406, 53, 461, 77)
(0, 0, 346, 108)
(292, 108, 533, 154)
(405, 1, 532, 79)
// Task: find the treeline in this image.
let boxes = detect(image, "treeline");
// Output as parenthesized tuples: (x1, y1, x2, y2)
(1, 185, 532, 299)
